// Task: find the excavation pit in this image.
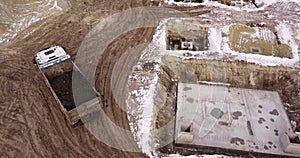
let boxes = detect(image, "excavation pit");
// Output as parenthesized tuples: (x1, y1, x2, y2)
(133, 18, 300, 156)
(166, 23, 209, 51)
(152, 54, 300, 156)
(226, 24, 293, 58)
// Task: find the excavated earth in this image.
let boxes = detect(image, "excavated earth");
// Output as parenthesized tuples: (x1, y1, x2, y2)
(0, 0, 157, 157)
(1, 0, 300, 157)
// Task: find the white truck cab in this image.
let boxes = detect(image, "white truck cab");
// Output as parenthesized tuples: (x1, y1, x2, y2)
(34, 46, 70, 69)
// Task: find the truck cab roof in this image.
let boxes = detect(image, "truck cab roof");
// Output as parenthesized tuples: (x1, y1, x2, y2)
(34, 46, 70, 69)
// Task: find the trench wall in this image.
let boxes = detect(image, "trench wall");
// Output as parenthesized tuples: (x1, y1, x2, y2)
(161, 55, 300, 107)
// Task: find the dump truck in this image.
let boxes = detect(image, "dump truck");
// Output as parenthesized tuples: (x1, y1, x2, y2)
(34, 46, 100, 125)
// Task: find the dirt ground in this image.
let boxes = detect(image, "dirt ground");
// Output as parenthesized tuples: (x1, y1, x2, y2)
(0, 0, 157, 157)
(1, 0, 300, 157)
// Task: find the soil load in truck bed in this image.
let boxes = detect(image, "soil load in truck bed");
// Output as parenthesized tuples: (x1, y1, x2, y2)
(40, 59, 100, 125)
(50, 70, 97, 111)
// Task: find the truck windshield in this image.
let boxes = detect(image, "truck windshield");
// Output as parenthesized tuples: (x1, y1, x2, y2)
(44, 50, 55, 55)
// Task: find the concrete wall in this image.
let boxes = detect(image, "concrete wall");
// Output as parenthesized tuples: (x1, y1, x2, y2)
(281, 133, 300, 154)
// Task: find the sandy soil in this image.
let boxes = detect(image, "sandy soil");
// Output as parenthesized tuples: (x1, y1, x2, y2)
(0, 0, 156, 157)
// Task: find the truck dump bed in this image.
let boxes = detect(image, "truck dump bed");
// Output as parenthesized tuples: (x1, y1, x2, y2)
(39, 59, 100, 125)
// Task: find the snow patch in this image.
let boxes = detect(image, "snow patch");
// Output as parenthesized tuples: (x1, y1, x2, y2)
(127, 23, 167, 155)
(165, 0, 300, 12)
(127, 72, 158, 157)
(127, 13, 300, 158)
(250, 27, 275, 42)
(136, 77, 157, 156)
(276, 23, 292, 44)
(275, 22, 299, 63)
(164, 0, 207, 7)
(50, 0, 63, 10)
(161, 19, 299, 67)
(256, 0, 279, 6)
(0, 0, 70, 43)
(208, 28, 221, 52)
(163, 154, 232, 158)
(297, 23, 300, 41)
(256, 0, 300, 6)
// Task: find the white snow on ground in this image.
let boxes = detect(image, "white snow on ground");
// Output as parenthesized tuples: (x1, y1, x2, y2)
(164, 0, 208, 6)
(127, 20, 234, 158)
(163, 19, 299, 67)
(205, 1, 260, 12)
(297, 23, 300, 42)
(127, 2, 300, 157)
(164, 0, 258, 11)
(255, 0, 278, 6)
(127, 21, 167, 158)
(136, 79, 158, 156)
(164, 0, 300, 12)
(250, 27, 275, 42)
(275, 23, 299, 63)
(127, 16, 300, 157)
(256, 0, 300, 6)
(138, 19, 168, 63)
(163, 154, 232, 158)
(128, 72, 158, 157)
(208, 28, 221, 52)
(50, 0, 63, 10)
(0, 0, 69, 43)
(127, 21, 168, 157)
(276, 23, 293, 44)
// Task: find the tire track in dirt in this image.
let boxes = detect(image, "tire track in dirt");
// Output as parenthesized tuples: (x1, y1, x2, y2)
(0, 58, 109, 157)
(0, 0, 157, 157)
(82, 28, 156, 154)
(32, 85, 94, 157)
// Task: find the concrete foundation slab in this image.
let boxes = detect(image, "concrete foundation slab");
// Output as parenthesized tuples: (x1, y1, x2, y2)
(175, 83, 299, 156)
